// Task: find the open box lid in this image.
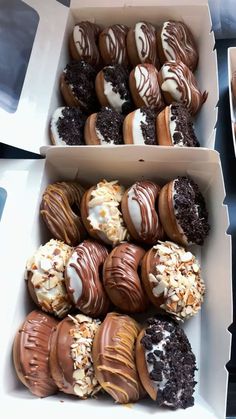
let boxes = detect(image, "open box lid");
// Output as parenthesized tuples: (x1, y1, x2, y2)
(0, 0, 217, 154)
(228, 47, 236, 157)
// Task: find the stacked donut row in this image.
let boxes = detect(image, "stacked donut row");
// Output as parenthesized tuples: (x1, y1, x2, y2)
(50, 19, 207, 146)
(13, 311, 196, 409)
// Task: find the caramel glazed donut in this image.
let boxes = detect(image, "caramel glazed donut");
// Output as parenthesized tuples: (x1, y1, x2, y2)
(40, 181, 87, 246)
(65, 240, 110, 317)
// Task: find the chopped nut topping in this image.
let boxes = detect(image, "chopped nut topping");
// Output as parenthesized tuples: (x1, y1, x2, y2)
(87, 180, 127, 245)
(148, 241, 205, 320)
(68, 314, 101, 398)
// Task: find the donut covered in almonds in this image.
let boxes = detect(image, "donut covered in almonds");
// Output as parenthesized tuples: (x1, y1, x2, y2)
(141, 241, 205, 321)
(60, 61, 98, 112)
(81, 179, 128, 246)
(92, 312, 143, 403)
(69, 21, 101, 66)
(26, 239, 73, 318)
(13, 310, 58, 397)
(49, 314, 101, 398)
(40, 181, 87, 246)
(99, 24, 129, 66)
(157, 21, 198, 71)
(158, 176, 210, 246)
(158, 60, 207, 115)
(84, 107, 124, 145)
(103, 243, 148, 313)
(126, 21, 159, 68)
(156, 103, 200, 147)
(121, 180, 164, 244)
(65, 240, 109, 317)
(129, 63, 164, 111)
(95, 64, 134, 114)
(123, 107, 157, 145)
(136, 316, 197, 408)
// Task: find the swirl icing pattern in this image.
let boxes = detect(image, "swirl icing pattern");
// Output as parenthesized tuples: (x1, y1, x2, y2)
(160, 21, 198, 71)
(159, 60, 207, 115)
(72, 21, 100, 65)
(133, 64, 164, 110)
(135, 22, 158, 66)
(99, 24, 129, 65)
(65, 240, 109, 317)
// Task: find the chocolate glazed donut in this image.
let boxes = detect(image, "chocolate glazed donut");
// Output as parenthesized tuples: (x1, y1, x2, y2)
(92, 312, 144, 403)
(40, 181, 87, 246)
(103, 243, 148, 313)
(121, 180, 164, 244)
(65, 240, 110, 317)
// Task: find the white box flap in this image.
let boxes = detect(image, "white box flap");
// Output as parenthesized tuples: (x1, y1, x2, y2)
(228, 47, 236, 156)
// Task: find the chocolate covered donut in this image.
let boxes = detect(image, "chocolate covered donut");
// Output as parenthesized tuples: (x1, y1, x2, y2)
(13, 310, 58, 397)
(69, 21, 101, 66)
(81, 179, 128, 246)
(50, 107, 87, 146)
(60, 61, 98, 112)
(157, 21, 198, 71)
(99, 24, 129, 66)
(136, 316, 197, 408)
(95, 64, 133, 114)
(26, 239, 72, 318)
(127, 21, 159, 68)
(156, 103, 200, 147)
(92, 312, 142, 403)
(103, 243, 148, 313)
(121, 180, 164, 244)
(158, 176, 210, 246)
(49, 314, 101, 398)
(40, 181, 87, 246)
(129, 63, 164, 111)
(65, 240, 109, 317)
(123, 107, 157, 145)
(84, 107, 124, 145)
(141, 241, 205, 320)
(158, 60, 207, 115)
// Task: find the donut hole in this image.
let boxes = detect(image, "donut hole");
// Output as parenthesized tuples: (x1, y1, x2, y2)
(98, 264, 104, 281)
(71, 202, 81, 216)
(137, 264, 142, 279)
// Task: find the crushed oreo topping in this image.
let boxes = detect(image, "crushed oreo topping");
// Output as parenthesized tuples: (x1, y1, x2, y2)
(96, 107, 124, 144)
(103, 65, 134, 114)
(173, 176, 210, 245)
(56, 107, 87, 145)
(140, 107, 157, 145)
(64, 61, 98, 112)
(141, 316, 197, 410)
(170, 103, 199, 147)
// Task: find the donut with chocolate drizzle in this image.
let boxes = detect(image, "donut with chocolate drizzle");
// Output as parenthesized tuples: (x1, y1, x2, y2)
(99, 24, 129, 66)
(127, 21, 159, 68)
(69, 21, 101, 66)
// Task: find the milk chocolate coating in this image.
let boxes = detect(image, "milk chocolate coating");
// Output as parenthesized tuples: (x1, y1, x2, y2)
(70, 21, 100, 66)
(99, 24, 129, 65)
(65, 240, 110, 317)
(92, 312, 142, 403)
(127, 21, 159, 67)
(158, 21, 198, 71)
(40, 181, 87, 246)
(13, 310, 58, 397)
(103, 243, 148, 313)
(158, 60, 207, 115)
(130, 64, 164, 111)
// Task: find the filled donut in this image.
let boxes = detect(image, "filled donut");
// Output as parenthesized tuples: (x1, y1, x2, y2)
(92, 312, 143, 403)
(157, 21, 198, 71)
(156, 103, 200, 147)
(69, 21, 101, 66)
(121, 180, 164, 244)
(65, 240, 110, 317)
(13, 310, 58, 397)
(141, 241, 205, 320)
(40, 181, 87, 246)
(84, 107, 124, 145)
(81, 179, 128, 246)
(123, 107, 157, 145)
(129, 63, 164, 111)
(49, 314, 101, 398)
(158, 176, 210, 246)
(126, 21, 159, 68)
(26, 239, 73, 318)
(136, 316, 197, 408)
(99, 24, 129, 66)
(103, 242, 148, 313)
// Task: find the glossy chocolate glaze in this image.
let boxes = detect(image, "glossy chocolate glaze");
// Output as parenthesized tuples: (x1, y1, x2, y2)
(13, 310, 58, 397)
(40, 181, 87, 246)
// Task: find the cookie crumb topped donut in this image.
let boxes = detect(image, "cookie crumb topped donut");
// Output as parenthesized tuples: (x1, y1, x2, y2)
(141, 241, 205, 320)
(50, 107, 87, 146)
(136, 316, 197, 408)
(26, 239, 73, 318)
(123, 107, 157, 145)
(84, 107, 124, 145)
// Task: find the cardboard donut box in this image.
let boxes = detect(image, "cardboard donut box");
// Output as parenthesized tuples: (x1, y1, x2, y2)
(228, 46, 236, 155)
(0, 1, 232, 419)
